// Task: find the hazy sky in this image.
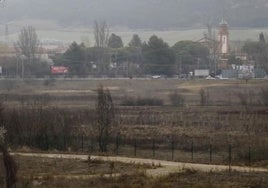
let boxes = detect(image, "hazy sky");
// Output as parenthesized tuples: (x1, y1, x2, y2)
(0, 0, 267, 44)
(1, 0, 267, 29)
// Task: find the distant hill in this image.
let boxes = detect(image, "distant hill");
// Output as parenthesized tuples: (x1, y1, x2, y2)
(1, 0, 268, 29)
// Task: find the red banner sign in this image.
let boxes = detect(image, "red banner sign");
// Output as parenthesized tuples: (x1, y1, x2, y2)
(50, 66, 69, 74)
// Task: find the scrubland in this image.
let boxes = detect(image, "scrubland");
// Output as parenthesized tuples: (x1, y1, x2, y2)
(0, 78, 267, 187)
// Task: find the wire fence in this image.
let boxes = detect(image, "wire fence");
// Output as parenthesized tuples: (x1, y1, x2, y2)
(10, 134, 268, 167)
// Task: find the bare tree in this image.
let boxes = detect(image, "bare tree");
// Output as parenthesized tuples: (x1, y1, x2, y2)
(0, 145, 17, 188)
(16, 26, 40, 64)
(200, 88, 210, 106)
(95, 85, 115, 152)
(93, 20, 110, 74)
(0, 126, 6, 144)
(0, 104, 17, 188)
(204, 22, 218, 73)
(93, 20, 109, 48)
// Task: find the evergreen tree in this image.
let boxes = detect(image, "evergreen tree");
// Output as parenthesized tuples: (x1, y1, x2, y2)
(108, 33, 123, 48)
(259, 32, 266, 44)
(129, 34, 142, 48)
(54, 42, 87, 75)
(172, 41, 209, 74)
(142, 35, 175, 76)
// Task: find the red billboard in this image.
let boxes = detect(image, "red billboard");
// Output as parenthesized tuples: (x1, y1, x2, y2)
(50, 66, 69, 74)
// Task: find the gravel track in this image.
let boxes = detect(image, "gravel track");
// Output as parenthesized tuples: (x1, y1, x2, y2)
(13, 152, 268, 177)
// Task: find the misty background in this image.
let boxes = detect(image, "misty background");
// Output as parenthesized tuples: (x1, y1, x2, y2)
(1, 0, 268, 28)
(1, 0, 268, 44)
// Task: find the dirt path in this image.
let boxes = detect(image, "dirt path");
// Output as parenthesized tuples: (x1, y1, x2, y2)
(13, 152, 268, 177)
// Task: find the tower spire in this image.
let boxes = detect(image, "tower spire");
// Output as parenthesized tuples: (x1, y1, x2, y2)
(218, 19, 229, 54)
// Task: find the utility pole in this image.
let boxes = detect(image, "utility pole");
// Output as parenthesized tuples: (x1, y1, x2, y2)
(22, 58, 24, 80)
(16, 58, 18, 79)
(180, 55, 182, 76)
(5, 24, 9, 45)
(20, 55, 25, 80)
(197, 58, 200, 69)
(176, 53, 182, 76)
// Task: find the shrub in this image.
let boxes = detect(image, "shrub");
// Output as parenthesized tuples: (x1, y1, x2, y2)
(169, 91, 184, 107)
(121, 97, 163, 106)
(136, 97, 163, 106)
(120, 97, 136, 106)
(43, 78, 56, 87)
(261, 88, 268, 106)
(0, 126, 6, 144)
(2, 80, 17, 91)
(96, 85, 115, 152)
(199, 88, 210, 106)
(237, 90, 249, 106)
(0, 145, 17, 188)
(31, 93, 51, 107)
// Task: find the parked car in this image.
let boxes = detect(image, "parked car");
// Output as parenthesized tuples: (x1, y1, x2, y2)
(152, 75, 161, 79)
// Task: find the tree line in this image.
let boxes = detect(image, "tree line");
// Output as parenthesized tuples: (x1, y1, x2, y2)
(1, 23, 268, 78)
(52, 23, 268, 76)
(50, 21, 211, 77)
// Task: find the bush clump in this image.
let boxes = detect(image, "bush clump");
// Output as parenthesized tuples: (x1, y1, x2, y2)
(121, 97, 163, 106)
(261, 88, 268, 106)
(0, 126, 6, 144)
(169, 91, 184, 107)
(199, 88, 210, 106)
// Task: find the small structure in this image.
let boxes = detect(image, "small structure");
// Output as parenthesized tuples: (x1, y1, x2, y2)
(194, 69, 209, 77)
(222, 64, 266, 79)
(50, 66, 69, 74)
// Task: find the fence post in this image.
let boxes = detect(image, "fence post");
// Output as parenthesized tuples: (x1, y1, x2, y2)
(248, 146, 251, 166)
(46, 134, 49, 150)
(89, 139, 92, 152)
(228, 144, 232, 172)
(134, 140, 137, 157)
(171, 141, 174, 161)
(152, 139, 155, 157)
(191, 140, 194, 161)
(63, 135, 66, 151)
(116, 135, 119, 155)
(209, 144, 212, 163)
(81, 135, 84, 152)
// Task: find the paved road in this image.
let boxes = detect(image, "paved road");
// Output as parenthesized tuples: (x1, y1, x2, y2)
(13, 152, 268, 177)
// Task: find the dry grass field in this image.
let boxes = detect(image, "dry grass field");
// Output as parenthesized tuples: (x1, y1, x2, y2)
(6, 155, 268, 188)
(2, 155, 151, 188)
(0, 78, 267, 106)
(0, 78, 268, 187)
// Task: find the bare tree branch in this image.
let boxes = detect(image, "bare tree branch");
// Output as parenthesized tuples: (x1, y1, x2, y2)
(16, 26, 40, 63)
(94, 20, 109, 48)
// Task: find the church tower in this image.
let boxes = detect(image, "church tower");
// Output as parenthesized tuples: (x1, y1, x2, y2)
(218, 20, 229, 54)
